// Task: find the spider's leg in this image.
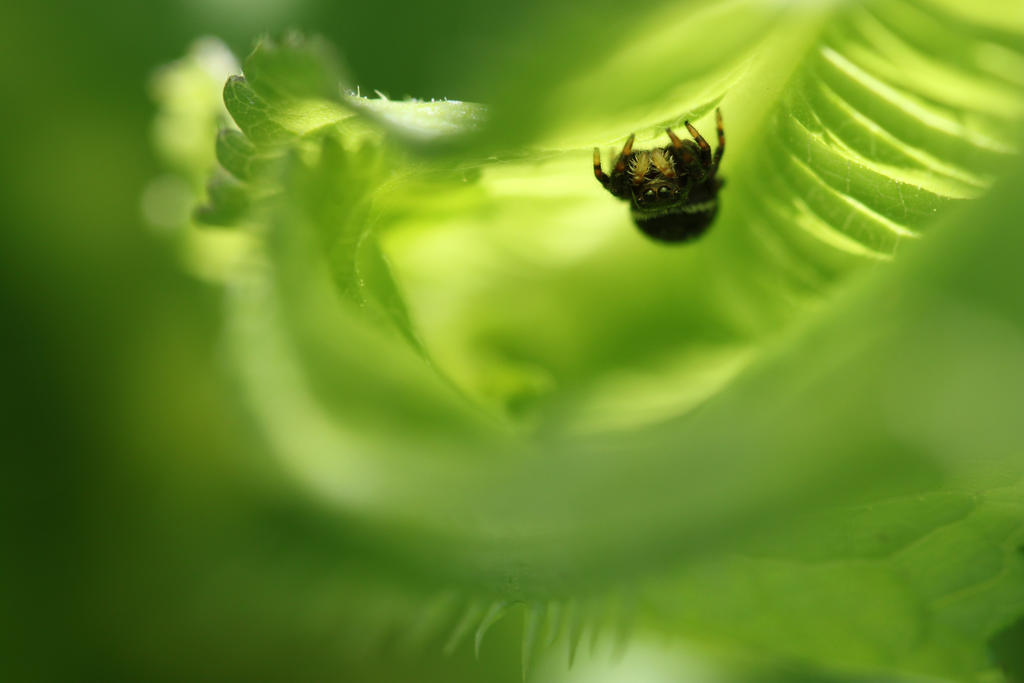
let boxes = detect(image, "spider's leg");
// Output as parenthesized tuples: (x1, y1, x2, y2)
(593, 148, 611, 189)
(666, 128, 697, 166)
(711, 108, 725, 176)
(684, 120, 712, 169)
(667, 128, 707, 182)
(601, 134, 636, 198)
(612, 134, 635, 175)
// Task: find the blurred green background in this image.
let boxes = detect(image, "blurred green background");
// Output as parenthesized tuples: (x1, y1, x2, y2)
(3, 0, 1024, 681)
(0, 2, 562, 680)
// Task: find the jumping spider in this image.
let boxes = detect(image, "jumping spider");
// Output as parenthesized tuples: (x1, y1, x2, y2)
(594, 108, 725, 243)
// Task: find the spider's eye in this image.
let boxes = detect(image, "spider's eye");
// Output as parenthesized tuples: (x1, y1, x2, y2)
(658, 186, 672, 199)
(642, 189, 656, 202)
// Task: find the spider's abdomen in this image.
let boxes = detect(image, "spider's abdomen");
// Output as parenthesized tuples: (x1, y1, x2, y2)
(632, 197, 718, 243)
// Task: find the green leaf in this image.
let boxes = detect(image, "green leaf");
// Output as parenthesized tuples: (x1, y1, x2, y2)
(215, 128, 258, 181)
(154, 3, 1024, 680)
(222, 75, 295, 146)
(194, 168, 249, 225)
(242, 32, 347, 102)
(213, 32, 489, 341)
(149, 37, 239, 187)
(346, 96, 488, 144)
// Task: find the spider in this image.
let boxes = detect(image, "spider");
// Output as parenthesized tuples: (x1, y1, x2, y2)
(593, 108, 724, 243)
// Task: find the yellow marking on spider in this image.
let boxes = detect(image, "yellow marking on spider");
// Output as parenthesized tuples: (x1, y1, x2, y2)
(630, 151, 651, 184)
(651, 148, 676, 177)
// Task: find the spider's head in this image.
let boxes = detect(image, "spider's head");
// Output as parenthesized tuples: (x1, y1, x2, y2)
(626, 148, 693, 215)
(632, 180, 686, 212)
